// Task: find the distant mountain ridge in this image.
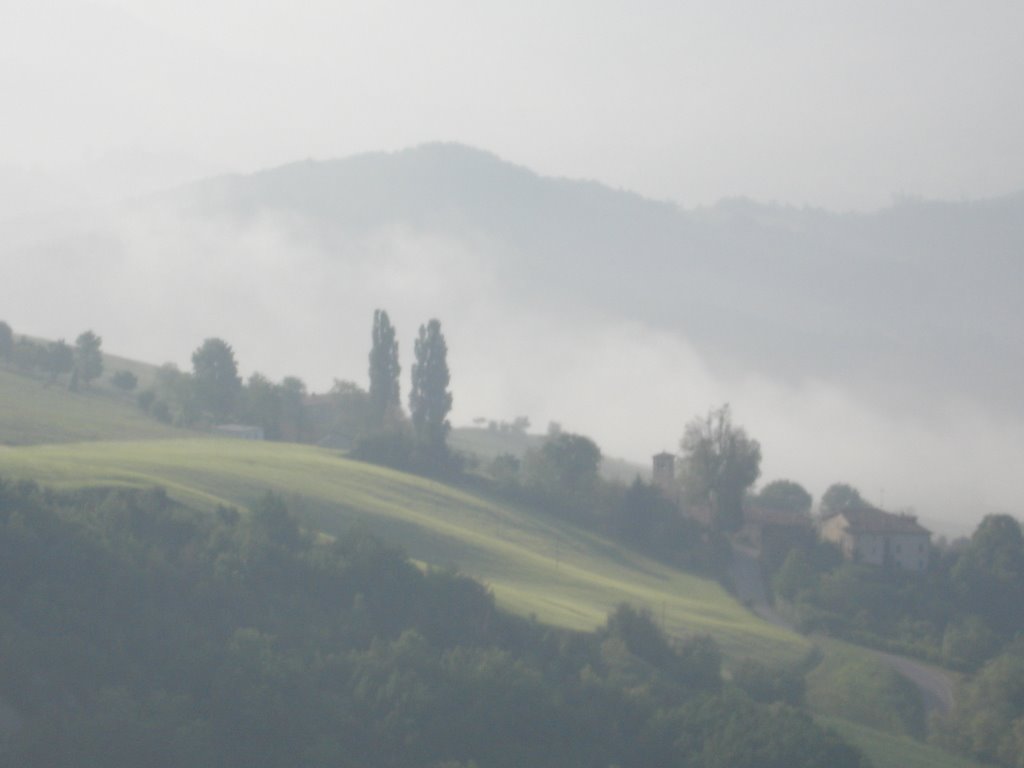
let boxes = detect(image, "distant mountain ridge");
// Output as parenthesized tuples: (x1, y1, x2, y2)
(151, 142, 1024, 415)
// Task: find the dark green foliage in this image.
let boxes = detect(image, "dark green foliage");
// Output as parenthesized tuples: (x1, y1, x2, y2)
(12, 338, 42, 371)
(151, 364, 200, 426)
(523, 432, 602, 513)
(368, 308, 401, 427)
(0, 321, 12, 359)
(820, 483, 864, 518)
(771, 540, 842, 600)
(537, 432, 601, 490)
(610, 477, 729, 575)
(758, 479, 812, 515)
(936, 643, 1024, 767)
(604, 604, 682, 671)
(807, 650, 926, 739)
(315, 379, 373, 446)
(278, 376, 307, 441)
(731, 657, 806, 706)
(352, 423, 416, 471)
(949, 514, 1024, 637)
(238, 374, 308, 442)
(73, 330, 103, 386)
(136, 388, 156, 411)
(45, 339, 74, 383)
(671, 689, 869, 768)
(680, 405, 761, 532)
(191, 337, 241, 421)
(0, 479, 868, 768)
(111, 369, 138, 391)
(241, 372, 283, 438)
(409, 318, 453, 466)
(759, 523, 822, 576)
(479, 439, 729, 579)
(487, 453, 521, 491)
(941, 616, 1001, 668)
(774, 549, 817, 601)
(772, 515, 1024, 671)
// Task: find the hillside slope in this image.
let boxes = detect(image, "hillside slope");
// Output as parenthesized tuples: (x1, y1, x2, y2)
(0, 367, 189, 445)
(0, 437, 803, 664)
(0, 436, 991, 768)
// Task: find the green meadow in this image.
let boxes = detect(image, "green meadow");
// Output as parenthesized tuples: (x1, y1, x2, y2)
(0, 365, 985, 766)
(0, 437, 805, 665)
(820, 718, 985, 768)
(0, 367, 189, 445)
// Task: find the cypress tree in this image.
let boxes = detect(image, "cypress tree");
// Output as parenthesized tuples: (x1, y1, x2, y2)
(368, 309, 401, 426)
(409, 318, 452, 457)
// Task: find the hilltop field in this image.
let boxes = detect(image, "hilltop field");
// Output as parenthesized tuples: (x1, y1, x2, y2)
(0, 358, 985, 768)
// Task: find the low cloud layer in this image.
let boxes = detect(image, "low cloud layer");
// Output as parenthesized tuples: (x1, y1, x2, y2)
(3, 199, 1019, 538)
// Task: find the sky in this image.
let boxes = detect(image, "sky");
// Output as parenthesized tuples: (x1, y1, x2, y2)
(3, 0, 1024, 210)
(2, 0, 1023, 535)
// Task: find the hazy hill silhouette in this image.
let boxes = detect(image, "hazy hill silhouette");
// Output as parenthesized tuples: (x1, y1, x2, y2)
(152, 143, 1024, 414)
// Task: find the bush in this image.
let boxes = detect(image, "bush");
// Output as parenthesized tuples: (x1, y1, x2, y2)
(111, 370, 138, 392)
(731, 658, 805, 706)
(352, 427, 416, 471)
(136, 389, 156, 412)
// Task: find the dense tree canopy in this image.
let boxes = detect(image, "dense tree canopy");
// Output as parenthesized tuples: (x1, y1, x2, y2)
(820, 483, 864, 518)
(73, 330, 103, 386)
(191, 337, 242, 420)
(680, 405, 761, 532)
(522, 432, 602, 514)
(939, 643, 1024, 767)
(758, 480, 813, 516)
(410, 318, 453, 460)
(0, 479, 869, 768)
(950, 514, 1024, 636)
(46, 339, 74, 383)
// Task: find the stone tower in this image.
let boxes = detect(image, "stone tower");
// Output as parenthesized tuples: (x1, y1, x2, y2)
(652, 452, 676, 493)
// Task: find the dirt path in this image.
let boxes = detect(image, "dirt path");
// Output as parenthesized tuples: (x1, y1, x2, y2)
(874, 650, 955, 716)
(730, 543, 791, 629)
(729, 542, 956, 717)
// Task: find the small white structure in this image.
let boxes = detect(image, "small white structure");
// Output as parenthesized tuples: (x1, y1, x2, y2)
(213, 424, 265, 441)
(821, 507, 931, 572)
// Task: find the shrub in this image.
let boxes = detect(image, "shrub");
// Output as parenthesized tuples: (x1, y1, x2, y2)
(111, 370, 138, 392)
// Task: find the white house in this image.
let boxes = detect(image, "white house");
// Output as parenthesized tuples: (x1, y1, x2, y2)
(821, 507, 931, 572)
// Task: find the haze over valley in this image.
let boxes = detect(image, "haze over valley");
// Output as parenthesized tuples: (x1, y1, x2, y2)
(2, 143, 1022, 534)
(7, 4, 1024, 766)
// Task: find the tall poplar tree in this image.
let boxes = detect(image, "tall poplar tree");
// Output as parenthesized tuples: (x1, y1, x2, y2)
(409, 318, 452, 457)
(368, 309, 401, 426)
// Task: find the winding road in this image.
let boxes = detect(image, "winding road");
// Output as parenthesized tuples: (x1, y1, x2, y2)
(730, 544, 955, 716)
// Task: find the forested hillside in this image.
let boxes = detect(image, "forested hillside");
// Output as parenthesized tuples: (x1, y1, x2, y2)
(0, 481, 866, 768)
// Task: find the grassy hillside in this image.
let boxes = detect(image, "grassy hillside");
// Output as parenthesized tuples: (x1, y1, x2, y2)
(0, 437, 805, 665)
(0, 366, 189, 445)
(0, 366, 984, 766)
(820, 718, 985, 768)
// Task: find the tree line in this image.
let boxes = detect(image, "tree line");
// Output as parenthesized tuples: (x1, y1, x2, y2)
(0, 478, 869, 768)
(124, 309, 455, 474)
(0, 321, 108, 391)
